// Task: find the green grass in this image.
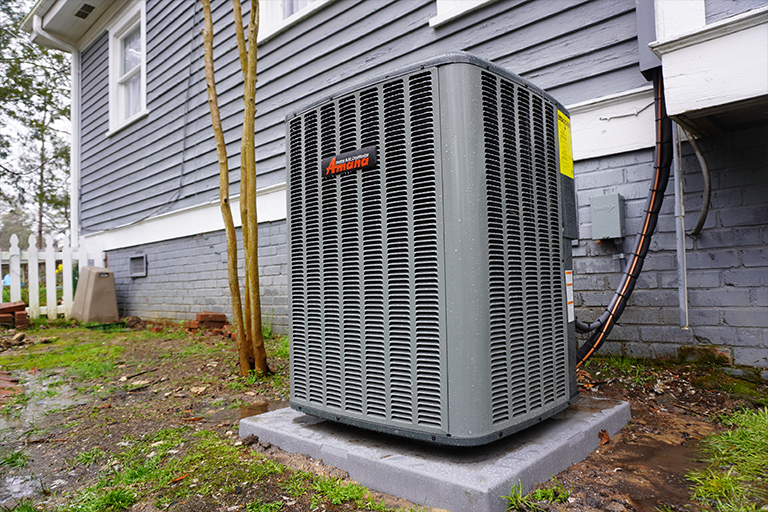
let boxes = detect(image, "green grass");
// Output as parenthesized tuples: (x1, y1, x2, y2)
(502, 477, 571, 511)
(280, 470, 314, 497)
(583, 354, 653, 386)
(692, 373, 768, 407)
(687, 407, 768, 511)
(0, 498, 37, 512)
(267, 335, 289, 360)
(313, 477, 368, 505)
(0, 332, 123, 376)
(247, 501, 283, 512)
(73, 487, 138, 512)
(1, 391, 30, 418)
(0, 449, 30, 469)
(71, 447, 107, 467)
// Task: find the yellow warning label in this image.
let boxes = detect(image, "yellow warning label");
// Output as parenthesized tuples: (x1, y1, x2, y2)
(557, 110, 574, 179)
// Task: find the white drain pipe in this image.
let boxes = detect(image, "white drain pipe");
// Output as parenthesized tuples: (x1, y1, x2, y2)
(32, 15, 81, 250)
(672, 124, 689, 329)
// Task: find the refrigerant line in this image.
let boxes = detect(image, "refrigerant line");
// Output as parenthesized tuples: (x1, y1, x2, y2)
(574, 68, 673, 367)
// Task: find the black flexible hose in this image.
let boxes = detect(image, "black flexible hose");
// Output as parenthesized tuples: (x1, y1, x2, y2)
(684, 129, 711, 237)
(575, 69, 673, 367)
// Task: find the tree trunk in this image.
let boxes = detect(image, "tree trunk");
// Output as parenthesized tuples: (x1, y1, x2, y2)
(201, 0, 252, 376)
(232, 0, 267, 374)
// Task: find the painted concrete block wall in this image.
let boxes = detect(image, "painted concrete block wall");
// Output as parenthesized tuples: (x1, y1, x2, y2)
(573, 124, 768, 366)
(107, 220, 288, 333)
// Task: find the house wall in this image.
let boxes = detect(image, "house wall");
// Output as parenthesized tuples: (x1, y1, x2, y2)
(80, 0, 644, 235)
(705, 0, 766, 23)
(87, 0, 767, 366)
(107, 220, 288, 329)
(573, 124, 768, 367)
(92, 0, 643, 317)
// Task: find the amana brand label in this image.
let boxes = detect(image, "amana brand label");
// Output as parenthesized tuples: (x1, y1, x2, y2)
(557, 110, 574, 179)
(321, 146, 378, 178)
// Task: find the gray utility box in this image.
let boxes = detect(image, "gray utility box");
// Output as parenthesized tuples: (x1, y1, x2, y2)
(71, 266, 119, 324)
(286, 53, 579, 446)
(591, 193, 626, 240)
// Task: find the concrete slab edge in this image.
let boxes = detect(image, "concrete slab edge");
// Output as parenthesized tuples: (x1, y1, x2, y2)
(240, 398, 631, 512)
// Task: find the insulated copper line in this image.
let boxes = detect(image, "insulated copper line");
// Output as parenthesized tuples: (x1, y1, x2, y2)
(575, 68, 672, 367)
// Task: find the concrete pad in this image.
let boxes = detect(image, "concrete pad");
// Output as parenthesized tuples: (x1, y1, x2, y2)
(240, 397, 630, 512)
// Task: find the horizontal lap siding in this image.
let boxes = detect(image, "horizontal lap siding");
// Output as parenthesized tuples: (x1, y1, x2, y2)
(80, 0, 641, 234)
(253, 0, 642, 207)
(705, 0, 766, 23)
(80, 0, 276, 233)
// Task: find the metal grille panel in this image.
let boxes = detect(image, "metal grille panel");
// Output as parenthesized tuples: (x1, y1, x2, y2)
(289, 70, 445, 429)
(481, 71, 569, 424)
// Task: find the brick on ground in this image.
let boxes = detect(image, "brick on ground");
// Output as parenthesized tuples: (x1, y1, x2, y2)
(200, 320, 227, 329)
(0, 301, 26, 315)
(196, 311, 228, 324)
(14, 311, 28, 329)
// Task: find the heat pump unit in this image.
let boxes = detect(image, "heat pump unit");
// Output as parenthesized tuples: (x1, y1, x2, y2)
(287, 53, 579, 446)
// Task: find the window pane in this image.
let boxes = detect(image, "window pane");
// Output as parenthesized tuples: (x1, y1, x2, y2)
(121, 25, 141, 76)
(124, 72, 140, 118)
(284, 0, 312, 18)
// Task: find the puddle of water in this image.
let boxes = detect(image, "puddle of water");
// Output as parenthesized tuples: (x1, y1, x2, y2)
(0, 372, 84, 440)
(0, 371, 85, 507)
(201, 401, 288, 423)
(202, 401, 289, 423)
(604, 437, 707, 512)
(240, 401, 288, 419)
(0, 476, 38, 504)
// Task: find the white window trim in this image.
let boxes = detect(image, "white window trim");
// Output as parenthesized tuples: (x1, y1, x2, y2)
(107, 0, 148, 136)
(257, 0, 335, 45)
(429, 0, 498, 28)
(81, 183, 287, 252)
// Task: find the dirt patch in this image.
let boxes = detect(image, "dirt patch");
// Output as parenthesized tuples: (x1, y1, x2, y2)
(548, 364, 764, 512)
(1, 325, 766, 511)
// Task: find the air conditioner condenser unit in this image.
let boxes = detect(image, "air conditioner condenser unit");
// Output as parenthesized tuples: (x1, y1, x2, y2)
(286, 53, 579, 446)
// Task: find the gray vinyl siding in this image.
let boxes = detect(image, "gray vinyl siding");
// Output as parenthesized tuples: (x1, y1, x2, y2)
(706, 0, 766, 23)
(79, 0, 644, 235)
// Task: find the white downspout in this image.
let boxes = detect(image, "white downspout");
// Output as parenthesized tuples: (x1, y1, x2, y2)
(672, 124, 689, 329)
(32, 15, 81, 251)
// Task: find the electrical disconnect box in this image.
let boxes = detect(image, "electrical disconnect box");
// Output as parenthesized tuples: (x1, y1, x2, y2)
(286, 52, 579, 446)
(591, 193, 625, 240)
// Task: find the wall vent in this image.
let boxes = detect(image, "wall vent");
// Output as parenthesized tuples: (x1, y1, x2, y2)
(129, 255, 147, 278)
(287, 53, 578, 446)
(74, 4, 95, 19)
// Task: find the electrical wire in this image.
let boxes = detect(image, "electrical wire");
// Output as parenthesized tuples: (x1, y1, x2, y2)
(683, 128, 711, 237)
(574, 68, 673, 367)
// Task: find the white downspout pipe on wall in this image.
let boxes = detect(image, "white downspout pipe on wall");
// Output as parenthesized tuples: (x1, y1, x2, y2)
(672, 124, 689, 329)
(32, 15, 81, 250)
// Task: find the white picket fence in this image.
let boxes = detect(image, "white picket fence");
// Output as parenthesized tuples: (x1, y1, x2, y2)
(1, 234, 101, 320)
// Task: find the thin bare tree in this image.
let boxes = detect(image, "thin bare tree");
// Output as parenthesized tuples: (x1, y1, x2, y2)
(201, 0, 267, 376)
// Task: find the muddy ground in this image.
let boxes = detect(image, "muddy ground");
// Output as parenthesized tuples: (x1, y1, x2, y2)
(1, 324, 766, 511)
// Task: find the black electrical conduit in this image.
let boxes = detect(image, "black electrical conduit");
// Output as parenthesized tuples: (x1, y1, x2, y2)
(683, 128, 711, 238)
(574, 69, 673, 367)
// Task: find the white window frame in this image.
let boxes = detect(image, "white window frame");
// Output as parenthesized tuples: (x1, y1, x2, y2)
(257, 0, 334, 44)
(429, 0, 497, 28)
(107, 0, 148, 136)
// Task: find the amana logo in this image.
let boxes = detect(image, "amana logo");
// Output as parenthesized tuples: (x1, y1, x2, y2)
(321, 146, 378, 178)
